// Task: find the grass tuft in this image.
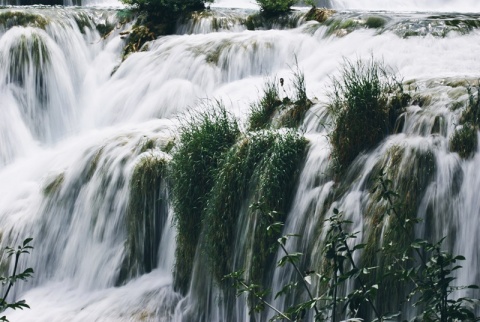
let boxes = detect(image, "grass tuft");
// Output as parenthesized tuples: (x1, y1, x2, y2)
(328, 58, 406, 172)
(170, 103, 240, 294)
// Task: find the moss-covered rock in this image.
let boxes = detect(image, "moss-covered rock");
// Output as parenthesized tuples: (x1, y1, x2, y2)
(450, 124, 478, 159)
(0, 11, 48, 29)
(118, 153, 169, 284)
(122, 25, 156, 60)
(304, 7, 335, 23)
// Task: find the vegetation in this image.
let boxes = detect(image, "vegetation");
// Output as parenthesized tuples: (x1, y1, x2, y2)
(248, 68, 312, 130)
(450, 85, 480, 159)
(203, 130, 307, 283)
(227, 173, 479, 321)
(120, 153, 169, 284)
(328, 58, 407, 171)
(170, 104, 239, 294)
(0, 238, 34, 322)
(249, 80, 282, 131)
(256, 0, 296, 15)
(0, 12, 48, 29)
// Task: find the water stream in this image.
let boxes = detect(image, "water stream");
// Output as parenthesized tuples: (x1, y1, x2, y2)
(0, 1, 479, 321)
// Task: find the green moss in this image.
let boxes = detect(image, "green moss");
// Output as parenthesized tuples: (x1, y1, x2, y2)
(329, 59, 404, 172)
(43, 173, 65, 196)
(450, 124, 478, 159)
(170, 104, 240, 294)
(203, 130, 307, 284)
(365, 16, 386, 29)
(0, 11, 48, 29)
(325, 18, 358, 36)
(118, 153, 169, 284)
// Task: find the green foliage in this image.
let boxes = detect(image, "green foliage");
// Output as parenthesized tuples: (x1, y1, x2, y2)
(119, 153, 169, 284)
(249, 69, 312, 130)
(204, 130, 307, 283)
(328, 58, 405, 171)
(170, 104, 239, 294)
(249, 80, 282, 131)
(121, 0, 209, 26)
(256, 0, 296, 15)
(450, 124, 478, 159)
(0, 238, 34, 322)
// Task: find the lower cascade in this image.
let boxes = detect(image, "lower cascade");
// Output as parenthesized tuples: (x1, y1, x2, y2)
(0, 2, 479, 322)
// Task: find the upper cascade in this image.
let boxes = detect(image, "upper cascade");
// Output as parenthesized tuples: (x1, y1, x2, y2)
(324, 0, 480, 12)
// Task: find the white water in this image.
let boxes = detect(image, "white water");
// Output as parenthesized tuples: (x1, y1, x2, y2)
(0, 3, 479, 322)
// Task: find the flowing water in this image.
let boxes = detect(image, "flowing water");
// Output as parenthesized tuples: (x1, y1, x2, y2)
(0, 1, 479, 321)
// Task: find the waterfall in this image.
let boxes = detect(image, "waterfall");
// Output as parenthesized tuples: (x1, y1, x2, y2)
(0, 2, 479, 322)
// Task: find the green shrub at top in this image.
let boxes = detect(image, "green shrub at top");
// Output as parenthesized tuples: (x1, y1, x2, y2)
(121, 0, 211, 26)
(256, 0, 296, 15)
(329, 59, 403, 171)
(203, 130, 307, 283)
(170, 104, 239, 294)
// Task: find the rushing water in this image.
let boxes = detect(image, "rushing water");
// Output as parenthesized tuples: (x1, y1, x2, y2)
(0, 1, 479, 321)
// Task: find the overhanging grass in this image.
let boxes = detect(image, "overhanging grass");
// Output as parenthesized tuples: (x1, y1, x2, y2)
(203, 130, 308, 284)
(329, 58, 405, 172)
(170, 103, 239, 294)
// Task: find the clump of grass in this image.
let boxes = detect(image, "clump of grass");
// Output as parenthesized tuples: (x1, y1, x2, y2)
(119, 153, 169, 284)
(170, 103, 240, 294)
(203, 130, 307, 284)
(278, 67, 313, 128)
(450, 85, 480, 159)
(249, 68, 312, 130)
(249, 79, 282, 131)
(328, 58, 405, 171)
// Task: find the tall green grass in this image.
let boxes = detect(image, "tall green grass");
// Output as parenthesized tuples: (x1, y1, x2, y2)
(329, 58, 404, 171)
(170, 104, 239, 294)
(203, 130, 307, 283)
(249, 79, 282, 131)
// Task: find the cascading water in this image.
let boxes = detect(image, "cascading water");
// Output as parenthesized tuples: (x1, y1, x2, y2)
(0, 1, 479, 321)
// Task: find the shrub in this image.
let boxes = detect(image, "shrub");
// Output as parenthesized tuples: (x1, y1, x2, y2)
(170, 104, 239, 294)
(256, 0, 296, 15)
(328, 59, 403, 171)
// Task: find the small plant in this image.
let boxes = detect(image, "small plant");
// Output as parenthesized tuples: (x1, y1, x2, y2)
(0, 238, 34, 322)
